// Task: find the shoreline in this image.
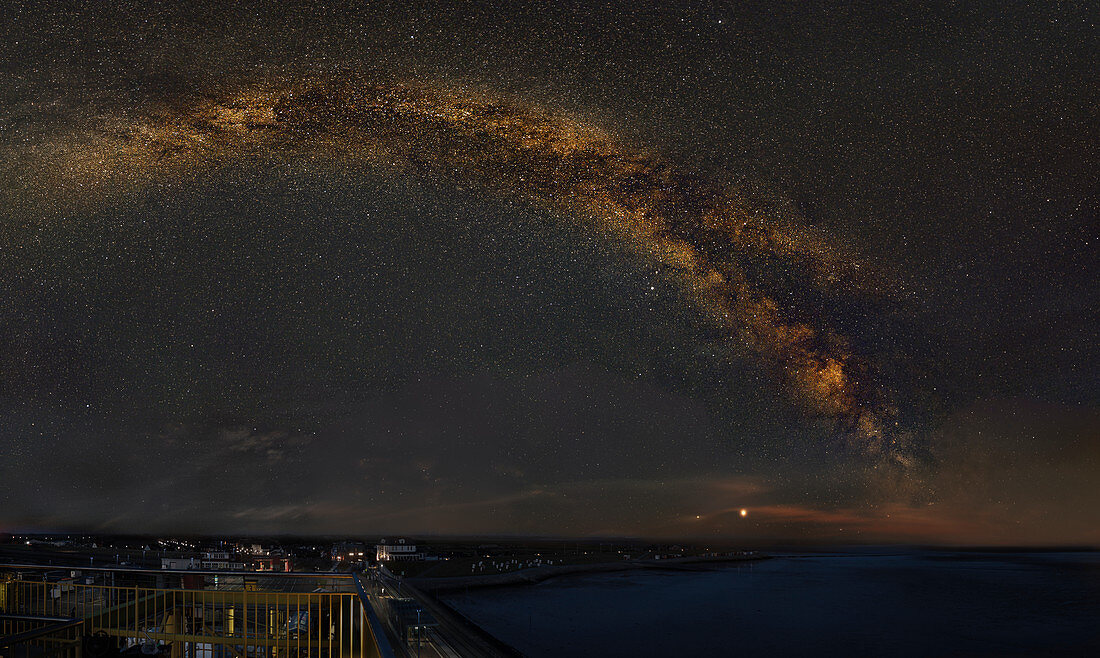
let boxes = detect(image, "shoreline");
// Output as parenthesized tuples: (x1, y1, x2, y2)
(408, 553, 770, 593)
(395, 554, 770, 656)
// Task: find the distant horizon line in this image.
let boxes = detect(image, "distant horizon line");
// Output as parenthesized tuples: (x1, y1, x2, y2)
(2, 531, 1096, 552)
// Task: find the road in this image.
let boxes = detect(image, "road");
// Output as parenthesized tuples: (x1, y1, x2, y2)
(371, 568, 520, 658)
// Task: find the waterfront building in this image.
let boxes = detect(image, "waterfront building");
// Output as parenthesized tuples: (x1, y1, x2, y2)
(375, 539, 419, 562)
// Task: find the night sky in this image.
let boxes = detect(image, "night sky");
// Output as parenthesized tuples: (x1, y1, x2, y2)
(1, 1, 1096, 543)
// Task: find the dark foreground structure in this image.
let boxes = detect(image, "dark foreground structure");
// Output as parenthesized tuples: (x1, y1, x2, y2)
(1, 564, 395, 657)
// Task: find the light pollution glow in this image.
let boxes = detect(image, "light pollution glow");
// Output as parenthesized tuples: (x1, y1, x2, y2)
(3, 78, 911, 464)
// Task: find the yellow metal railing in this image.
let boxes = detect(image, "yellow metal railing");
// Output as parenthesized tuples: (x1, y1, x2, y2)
(2, 579, 379, 657)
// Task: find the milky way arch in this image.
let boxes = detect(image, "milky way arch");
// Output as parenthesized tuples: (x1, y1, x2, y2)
(4, 79, 909, 462)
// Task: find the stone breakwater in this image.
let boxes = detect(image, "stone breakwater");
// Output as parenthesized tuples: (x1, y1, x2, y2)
(409, 553, 770, 592)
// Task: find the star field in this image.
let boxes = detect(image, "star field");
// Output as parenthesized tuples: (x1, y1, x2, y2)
(0, 1, 1096, 542)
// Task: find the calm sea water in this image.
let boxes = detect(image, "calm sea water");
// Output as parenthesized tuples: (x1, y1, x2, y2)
(440, 551, 1100, 656)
